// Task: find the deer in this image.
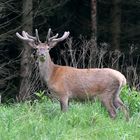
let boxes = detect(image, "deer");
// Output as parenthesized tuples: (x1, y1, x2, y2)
(16, 29, 129, 120)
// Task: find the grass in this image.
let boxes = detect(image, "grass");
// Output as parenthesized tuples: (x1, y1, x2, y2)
(0, 88, 140, 140)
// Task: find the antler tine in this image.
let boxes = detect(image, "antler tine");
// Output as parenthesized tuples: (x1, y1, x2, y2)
(16, 32, 34, 42)
(46, 28, 52, 42)
(49, 31, 70, 47)
(49, 33, 59, 41)
(26, 32, 37, 40)
(35, 29, 41, 43)
(52, 31, 70, 42)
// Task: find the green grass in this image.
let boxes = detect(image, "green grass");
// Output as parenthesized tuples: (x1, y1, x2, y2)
(0, 87, 140, 140)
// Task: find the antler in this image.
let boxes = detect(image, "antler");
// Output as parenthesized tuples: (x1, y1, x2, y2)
(52, 31, 70, 42)
(46, 28, 70, 47)
(16, 31, 34, 42)
(16, 29, 41, 47)
(16, 29, 70, 48)
(35, 29, 41, 43)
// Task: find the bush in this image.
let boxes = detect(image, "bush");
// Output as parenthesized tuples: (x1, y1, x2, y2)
(121, 86, 140, 116)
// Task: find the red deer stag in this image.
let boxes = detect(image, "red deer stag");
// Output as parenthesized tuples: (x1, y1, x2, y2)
(16, 29, 129, 120)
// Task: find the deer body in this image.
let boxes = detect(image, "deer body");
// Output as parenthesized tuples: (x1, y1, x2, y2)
(41, 62, 124, 99)
(16, 29, 129, 120)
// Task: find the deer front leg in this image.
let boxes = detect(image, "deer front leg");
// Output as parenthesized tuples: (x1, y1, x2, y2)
(60, 96, 69, 112)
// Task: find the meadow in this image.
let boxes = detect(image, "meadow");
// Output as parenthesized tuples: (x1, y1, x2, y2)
(0, 86, 140, 140)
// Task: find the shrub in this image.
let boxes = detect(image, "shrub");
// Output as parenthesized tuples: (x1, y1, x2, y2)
(121, 86, 140, 116)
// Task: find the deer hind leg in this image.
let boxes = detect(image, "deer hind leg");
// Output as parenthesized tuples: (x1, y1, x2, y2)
(60, 96, 69, 112)
(99, 93, 116, 119)
(112, 87, 129, 121)
(113, 95, 129, 121)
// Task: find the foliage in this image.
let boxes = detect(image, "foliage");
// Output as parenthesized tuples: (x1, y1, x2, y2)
(0, 87, 140, 140)
(35, 86, 140, 117)
(34, 90, 48, 102)
(121, 86, 140, 116)
(0, 0, 140, 102)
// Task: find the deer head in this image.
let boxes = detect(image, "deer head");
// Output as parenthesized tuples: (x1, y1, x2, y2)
(16, 29, 70, 62)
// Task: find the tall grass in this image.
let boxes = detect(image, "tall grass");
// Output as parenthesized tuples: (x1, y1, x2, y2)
(0, 87, 140, 140)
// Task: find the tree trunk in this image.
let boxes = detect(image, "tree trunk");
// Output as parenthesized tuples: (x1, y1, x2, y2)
(90, 0, 97, 68)
(18, 0, 33, 101)
(110, 0, 121, 50)
(90, 0, 97, 47)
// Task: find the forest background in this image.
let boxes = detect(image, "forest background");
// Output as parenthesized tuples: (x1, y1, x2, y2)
(0, 0, 140, 102)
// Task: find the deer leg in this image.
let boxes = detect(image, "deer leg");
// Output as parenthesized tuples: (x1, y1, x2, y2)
(99, 94, 116, 119)
(113, 96, 123, 109)
(113, 96, 129, 121)
(112, 87, 129, 121)
(103, 99, 116, 119)
(112, 88, 122, 109)
(60, 96, 69, 112)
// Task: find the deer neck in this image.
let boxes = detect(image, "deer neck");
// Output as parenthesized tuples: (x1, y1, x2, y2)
(38, 52, 54, 83)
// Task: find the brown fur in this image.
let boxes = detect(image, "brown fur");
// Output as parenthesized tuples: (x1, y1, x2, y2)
(46, 65, 129, 120)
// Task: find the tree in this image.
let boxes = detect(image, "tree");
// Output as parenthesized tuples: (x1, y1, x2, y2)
(110, 0, 121, 50)
(17, 0, 33, 101)
(90, 0, 97, 47)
